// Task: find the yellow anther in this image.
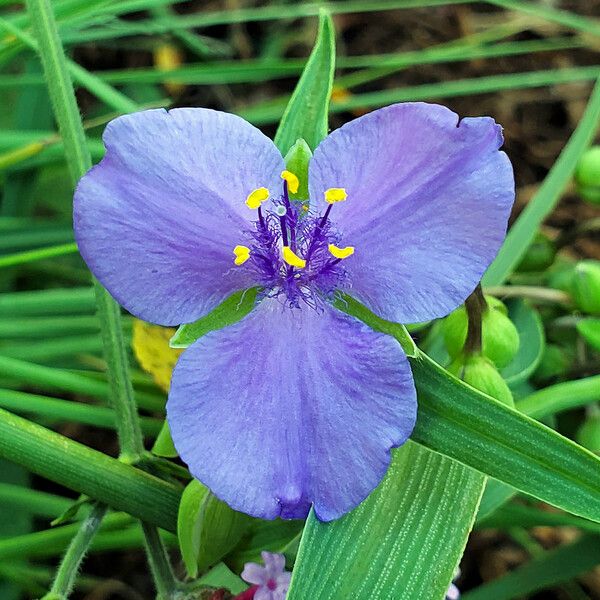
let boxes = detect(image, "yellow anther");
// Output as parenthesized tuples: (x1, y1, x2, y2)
(245, 187, 270, 209)
(233, 245, 251, 266)
(280, 170, 300, 194)
(324, 188, 347, 204)
(328, 244, 355, 260)
(283, 246, 306, 269)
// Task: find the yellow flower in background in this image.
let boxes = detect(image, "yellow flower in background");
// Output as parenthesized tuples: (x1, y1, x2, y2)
(132, 319, 182, 392)
(153, 42, 186, 96)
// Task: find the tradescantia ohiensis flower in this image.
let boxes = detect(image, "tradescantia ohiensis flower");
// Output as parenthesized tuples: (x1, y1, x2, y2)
(74, 103, 514, 521)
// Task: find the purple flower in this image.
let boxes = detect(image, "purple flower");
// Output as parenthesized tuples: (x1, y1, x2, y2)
(74, 103, 514, 521)
(446, 582, 460, 600)
(240, 552, 291, 600)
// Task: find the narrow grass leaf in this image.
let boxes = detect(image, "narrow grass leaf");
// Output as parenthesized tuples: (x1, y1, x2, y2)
(462, 534, 600, 600)
(484, 77, 600, 285)
(274, 10, 335, 154)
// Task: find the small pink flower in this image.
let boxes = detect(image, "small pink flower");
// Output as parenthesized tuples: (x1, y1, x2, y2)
(240, 552, 291, 600)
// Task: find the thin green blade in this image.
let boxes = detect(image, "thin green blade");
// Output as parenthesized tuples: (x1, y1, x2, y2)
(273, 10, 335, 154)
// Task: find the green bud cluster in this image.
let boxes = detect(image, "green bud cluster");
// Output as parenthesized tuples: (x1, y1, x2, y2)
(442, 296, 520, 368)
(571, 261, 600, 315)
(575, 146, 600, 205)
(447, 355, 514, 407)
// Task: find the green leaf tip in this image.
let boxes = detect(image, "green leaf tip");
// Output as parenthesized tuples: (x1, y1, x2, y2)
(274, 10, 335, 154)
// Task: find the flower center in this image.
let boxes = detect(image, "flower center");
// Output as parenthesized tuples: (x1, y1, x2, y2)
(233, 171, 355, 309)
(266, 578, 277, 591)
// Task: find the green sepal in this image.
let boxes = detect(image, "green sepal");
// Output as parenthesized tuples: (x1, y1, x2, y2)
(447, 354, 514, 407)
(170, 288, 259, 349)
(151, 421, 178, 458)
(283, 139, 312, 201)
(177, 479, 252, 578)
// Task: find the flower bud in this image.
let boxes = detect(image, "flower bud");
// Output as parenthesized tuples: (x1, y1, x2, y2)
(533, 344, 572, 384)
(571, 260, 600, 315)
(575, 146, 600, 205)
(448, 355, 514, 407)
(576, 414, 600, 455)
(547, 258, 576, 293)
(516, 232, 556, 272)
(442, 296, 519, 368)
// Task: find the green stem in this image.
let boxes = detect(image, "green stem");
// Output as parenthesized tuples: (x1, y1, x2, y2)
(0, 388, 162, 436)
(484, 285, 571, 304)
(42, 503, 108, 600)
(0, 242, 79, 268)
(464, 284, 485, 354)
(93, 283, 145, 461)
(0, 483, 72, 518)
(142, 522, 179, 599)
(0, 407, 181, 531)
(517, 375, 600, 419)
(0, 287, 96, 317)
(0, 355, 164, 412)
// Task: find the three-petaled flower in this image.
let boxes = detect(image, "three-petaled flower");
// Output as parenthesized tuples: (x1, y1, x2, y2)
(74, 103, 514, 521)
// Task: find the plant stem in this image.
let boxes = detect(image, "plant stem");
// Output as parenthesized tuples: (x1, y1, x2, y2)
(464, 284, 485, 354)
(93, 283, 145, 462)
(0, 407, 181, 531)
(42, 503, 108, 600)
(484, 285, 571, 304)
(142, 523, 180, 599)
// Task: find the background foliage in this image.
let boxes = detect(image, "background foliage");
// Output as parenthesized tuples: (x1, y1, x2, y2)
(0, 1, 599, 599)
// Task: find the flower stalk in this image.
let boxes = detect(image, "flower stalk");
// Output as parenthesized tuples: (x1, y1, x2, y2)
(40, 503, 108, 600)
(464, 284, 486, 355)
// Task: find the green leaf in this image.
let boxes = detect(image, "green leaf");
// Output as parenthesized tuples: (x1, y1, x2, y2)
(411, 352, 600, 522)
(475, 479, 517, 523)
(477, 502, 600, 535)
(577, 317, 600, 351)
(288, 441, 484, 599)
(170, 288, 258, 348)
(196, 562, 247, 596)
(461, 534, 600, 600)
(177, 480, 251, 578)
(500, 299, 545, 386)
(483, 76, 600, 286)
(273, 9, 335, 154)
(226, 519, 304, 573)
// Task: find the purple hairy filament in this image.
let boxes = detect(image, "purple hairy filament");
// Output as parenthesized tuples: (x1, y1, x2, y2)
(241, 179, 350, 310)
